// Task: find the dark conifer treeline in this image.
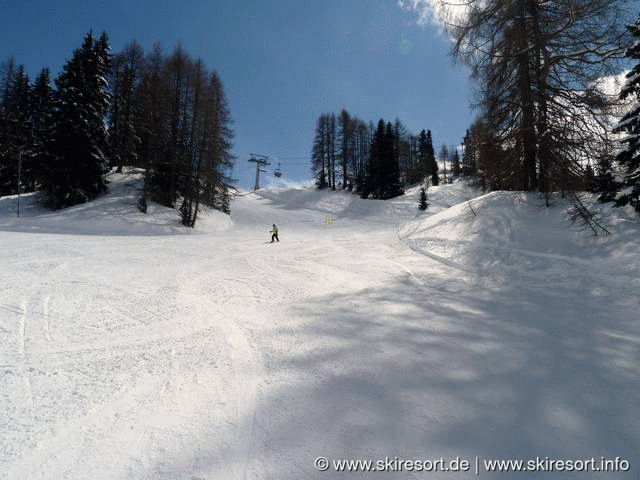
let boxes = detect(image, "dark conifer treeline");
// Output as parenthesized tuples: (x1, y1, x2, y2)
(360, 119, 403, 199)
(311, 109, 441, 199)
(613, 15, 640, 214)
(0, 32, 234, 226)
(44, 32, 111, 207)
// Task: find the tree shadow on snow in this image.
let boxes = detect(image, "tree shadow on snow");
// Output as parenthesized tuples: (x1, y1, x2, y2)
(156, 264, 639, 479)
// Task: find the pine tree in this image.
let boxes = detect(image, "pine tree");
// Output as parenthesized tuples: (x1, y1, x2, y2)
(404, 134, 420, 184)
(382, 122, 403, 199)
(108, 41, 143, 172)
(201, 71, 235, 215)
(430, 133, 440, 187)
(178, 57, 206, 227)
(418, 129, 431, 179)
(137, 42, 170, 213)
(613, 16, 640, 213)
(360, 120, 385, 198)
(352, 119, 370, 189)
(31, 68, 55, 194)
(0, 60, 17, 167)
(0, 63, 31, 196)
(451, 150, 462, 179)
(584, 163, 597, 193)
(594, 155, 618, 203)
(461, 129, 477, 177)
(338, 109, 352, 189)
(431, 167, 440, 187)
(46, 31, 111, 208)
(418, 185, 428, 210)
(393, 118, 411, 186)
(164, 44, 190, 208)
(361, 120, 403, 199)
(440, 144, 450, 184)
(419, 129, 438, 185)
(312, 114, 329, 189)
(329, 113, 336, 190)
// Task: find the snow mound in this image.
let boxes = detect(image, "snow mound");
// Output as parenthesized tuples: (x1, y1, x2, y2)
(262, 175, 315, 190)
(251, 181, 481, 227)
(400, 190, 640, 285)
(401, 191, 577, 253)
(0, 169, 232, 236)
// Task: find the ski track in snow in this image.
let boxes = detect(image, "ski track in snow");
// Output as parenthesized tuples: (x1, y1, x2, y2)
(0, 178, 639, 479)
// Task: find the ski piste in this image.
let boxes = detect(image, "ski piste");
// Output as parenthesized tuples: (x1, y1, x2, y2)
(0, 172, 638, 479)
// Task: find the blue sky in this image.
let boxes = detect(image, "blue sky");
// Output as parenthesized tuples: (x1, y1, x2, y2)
(0, 0, 473, 189)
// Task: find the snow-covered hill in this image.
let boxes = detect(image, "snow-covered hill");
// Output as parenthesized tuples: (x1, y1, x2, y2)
(0, 170, 232, 236)
(0, 175, 638, 479)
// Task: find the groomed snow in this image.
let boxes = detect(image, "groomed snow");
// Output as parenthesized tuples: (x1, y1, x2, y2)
(0, 173, 638, 479)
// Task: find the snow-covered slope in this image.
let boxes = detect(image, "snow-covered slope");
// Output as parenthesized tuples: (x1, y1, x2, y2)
(0, 169, 232, 236)
(0, 177, 638, 479)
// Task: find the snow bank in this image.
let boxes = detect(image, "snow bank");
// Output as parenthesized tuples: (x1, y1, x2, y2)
(401, 190, 640, 270)
(0, 170, 232, 236)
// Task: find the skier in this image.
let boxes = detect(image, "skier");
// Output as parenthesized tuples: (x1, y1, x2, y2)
(270, 224, 279, 243)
